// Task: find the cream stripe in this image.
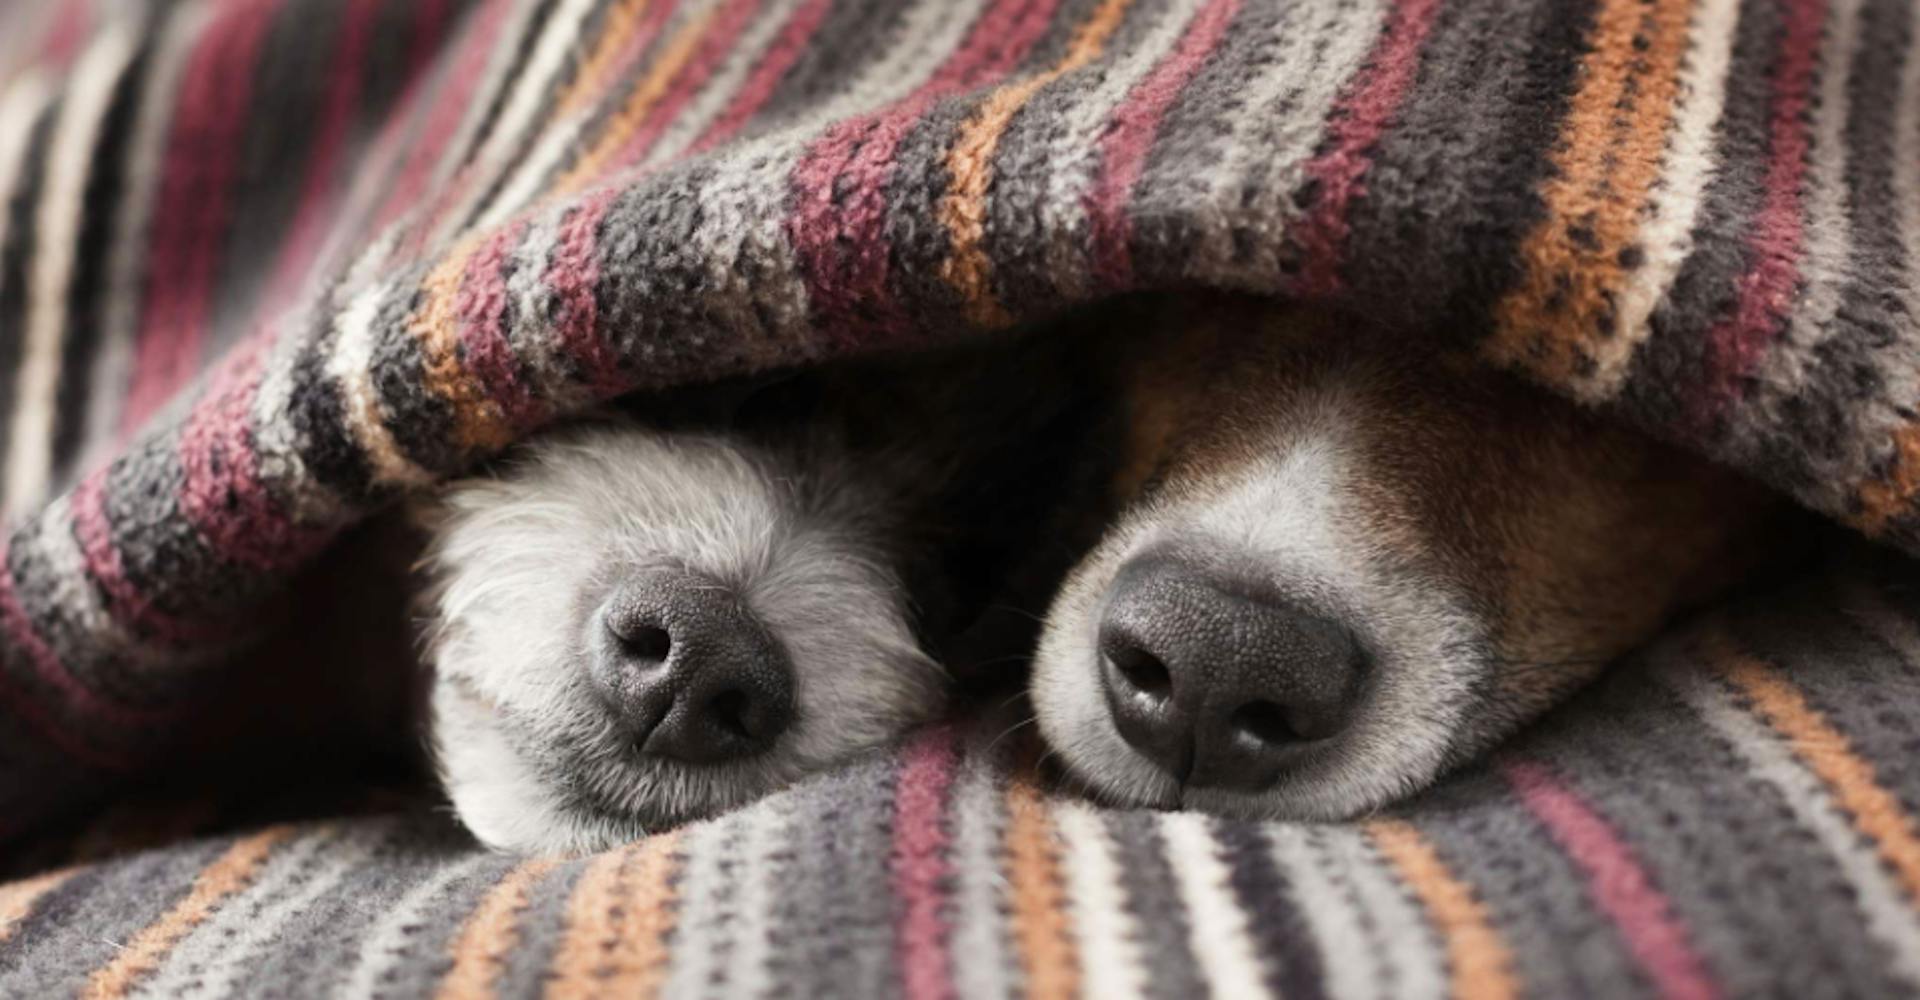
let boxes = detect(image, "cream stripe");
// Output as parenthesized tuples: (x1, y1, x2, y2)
(1317, 825, 1448, 1000)
(338, 854, 498, 999)
(949, 751, 1015, 1000)
(87, 3, 208, 457)
(1196, 0, 1390, 287)
(9, 21, 139, 514)
(1158, 813, 1270, 999)
(0, 75, 54, 512)
(1659, 646, 1920, 990)
(1034, 0, 1206, 301)
(427, 0, 601, 246)
(658, 815, 738, 998)
(1054, 801, 1151, 1000)
(0, 865, 80, 945)
(1598, 0, 1741, 396)
(326, 280, 435, 487)
(134, 826, 384, 999)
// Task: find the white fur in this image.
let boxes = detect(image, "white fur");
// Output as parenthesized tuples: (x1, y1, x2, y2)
(1031, 385, 1482, 819)
(424, 424, 946, 854)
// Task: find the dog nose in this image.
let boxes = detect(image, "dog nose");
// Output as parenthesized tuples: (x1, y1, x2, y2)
(1097, 552, 1367, 790)
(591, 570, 794, 762)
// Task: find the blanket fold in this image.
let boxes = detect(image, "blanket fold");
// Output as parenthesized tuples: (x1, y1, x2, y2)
(1, 0, 1918, 883)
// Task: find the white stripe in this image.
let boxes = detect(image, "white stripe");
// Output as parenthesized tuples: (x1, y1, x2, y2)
(714, 793, 792, 999)
(1054, 801, 1150, 999)
(413, 0, 552, 226)
(1659, 650, 1920, 991)
(87, 3, 210, 463)
(426, 0, 602, 246)
(0, 76, 54, 518)
(949, 753, 1014, 1000)
(336, 852, 499, 999)
(29, 493, 166, 668)
(8, 20, 140, 515)
(1266, 825, 1383, 1000)
(636, 0, 807, 170)
(1158, 812, 1271, 1000)
(1318, 825, 1448, 1000)
(130, 826, 351, 999)
(659, 814, 739, 998)
(1597, 0, 1742, 398)
(247, 312, 351, 528)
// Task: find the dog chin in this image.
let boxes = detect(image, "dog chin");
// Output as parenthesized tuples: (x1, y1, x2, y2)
(1030, 475, 1485, 820)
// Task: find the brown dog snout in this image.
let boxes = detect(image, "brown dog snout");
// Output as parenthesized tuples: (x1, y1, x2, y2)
(1096, 548, 1369, 791)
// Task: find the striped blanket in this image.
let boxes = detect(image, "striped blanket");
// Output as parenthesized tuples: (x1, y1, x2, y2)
(4, 0, 1920, 995)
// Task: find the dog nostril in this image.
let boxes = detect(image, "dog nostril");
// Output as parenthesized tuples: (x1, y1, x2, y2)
(1107, 644, 1172, 700)
(615, 624, 672, 664)
(1230, 700, 1297, 745)
(705, 688, 752, 739)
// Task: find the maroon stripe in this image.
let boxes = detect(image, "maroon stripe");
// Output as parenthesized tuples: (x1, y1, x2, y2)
(1693, 0, 1826, 431)
(1289, 0, 1444, 298)
(890, 725, 961, 1000)
(254, 0, 388, 320)
(71, 470, 228, 646)
(0, 543, 170, 731)
(786, 0, 1059, 344)
(455, 222, 546, 431)
(685, 0, 836, 156)
(176, 336, 326, 575)
(373, 0, 520, 233)
(547, 189, 626, 398)
(1087, 0, 1243, 290)
(604, 0, 765, 171)
(122, 0, 285, 434)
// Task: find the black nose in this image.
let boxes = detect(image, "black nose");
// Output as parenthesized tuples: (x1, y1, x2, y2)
(1097, 551, 1367, 790)
(589, 570, 794, 763)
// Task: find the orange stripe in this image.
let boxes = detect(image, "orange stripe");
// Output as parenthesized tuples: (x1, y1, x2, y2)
(408, 234, 515, 453)
(1854, 420, 1920, 536)
(543, 833, 682, 1000)
(83, 826, 297, 1000)
(0, 865, 81, 944)
(1004, 773, 1079, 1000)
(938, 0, 1136, 327)
(1486, 0, 1694, 394)
(436, 857, 560, 1000)
(1708, 628, 1920, 903)
(556, 0, 653, 115)
(560, 5, 722, 190)
(1367, 819, 1519, 1000)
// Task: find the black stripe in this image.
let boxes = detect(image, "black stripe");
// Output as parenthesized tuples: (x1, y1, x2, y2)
(1215, 819, 1329, 1000)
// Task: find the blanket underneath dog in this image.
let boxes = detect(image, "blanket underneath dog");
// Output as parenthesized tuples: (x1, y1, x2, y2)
(4, 0, 1920, 994)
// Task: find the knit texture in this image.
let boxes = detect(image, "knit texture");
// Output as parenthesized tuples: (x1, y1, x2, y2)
(4, 0, 1920, 993)
(5, 551, 1920, 997)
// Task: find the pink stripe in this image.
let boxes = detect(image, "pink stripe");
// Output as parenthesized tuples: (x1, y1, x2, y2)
(890, 726, 960, 1000)
(0, 543, 169, 732)
(455, 222, 546, 431)
(1507, 761, 1720, 1000)
(72, 471, 229, 646)
(1087, 0, 1243, 290)
(546, 189, 626, 398)
(1693, 0, 1825, 430)
(373, 0, 519, 233)
(786, 0, 1060, 345)
(38, 2, 93, 70)
(255, 0, 387, 319)
(176, 337, 327, 574)
(602, 0, 764, 173)
(1290, 0, 1444, 298)
(122, 0, 285, 434)
(685, 0, 835, 156)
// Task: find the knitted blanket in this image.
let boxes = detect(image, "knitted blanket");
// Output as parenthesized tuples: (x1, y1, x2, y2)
(3, 0, 1920, 994)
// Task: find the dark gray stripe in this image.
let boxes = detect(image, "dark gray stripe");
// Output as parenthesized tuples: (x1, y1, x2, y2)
(1103, 809, 1206, 1000)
